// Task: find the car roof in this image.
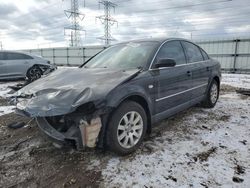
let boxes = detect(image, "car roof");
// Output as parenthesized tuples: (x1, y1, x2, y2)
(0, 50, 39, 58)
(116, 37, 193, 45)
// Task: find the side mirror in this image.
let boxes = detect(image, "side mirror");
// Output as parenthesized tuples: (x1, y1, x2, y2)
(155, 58, 176, 68)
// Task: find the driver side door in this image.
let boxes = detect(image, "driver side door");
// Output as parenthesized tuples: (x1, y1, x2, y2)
(151, 40, 193, 115)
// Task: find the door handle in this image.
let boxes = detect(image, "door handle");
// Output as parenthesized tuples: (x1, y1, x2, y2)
(187, 71, 192, 77)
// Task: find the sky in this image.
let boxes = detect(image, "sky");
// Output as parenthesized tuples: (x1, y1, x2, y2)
(0, 0, 250, 50)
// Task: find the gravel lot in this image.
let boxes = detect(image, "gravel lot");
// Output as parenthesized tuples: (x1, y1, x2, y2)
(0, 74, 249, 188)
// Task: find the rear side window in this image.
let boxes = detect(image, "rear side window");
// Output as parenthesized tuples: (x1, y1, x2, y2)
(156, 41, 186, 66)
(182, 41, 203, 63)
(6, 52, 33, 60)
(200, 48, 209, 60)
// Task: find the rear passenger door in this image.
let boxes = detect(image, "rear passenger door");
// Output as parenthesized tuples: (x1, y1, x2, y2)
(181, 41, 211, 99)
(5, 52, 33, 77)
(151, 40, 193, 114)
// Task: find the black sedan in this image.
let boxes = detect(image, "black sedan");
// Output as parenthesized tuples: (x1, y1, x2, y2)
(14, 38, 221, 155)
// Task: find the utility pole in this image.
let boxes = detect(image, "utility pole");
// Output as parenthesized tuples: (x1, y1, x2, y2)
(63, 0, 85, 47)
(96, 1, 118, 46)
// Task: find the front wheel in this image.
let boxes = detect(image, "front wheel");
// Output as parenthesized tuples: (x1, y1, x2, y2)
(202, 79, 219, 108)
(27, 66, 42, 82)
(106, 101, 147, 155)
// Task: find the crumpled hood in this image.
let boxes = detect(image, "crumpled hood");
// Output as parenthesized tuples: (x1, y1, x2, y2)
(15, 67, 140, 117)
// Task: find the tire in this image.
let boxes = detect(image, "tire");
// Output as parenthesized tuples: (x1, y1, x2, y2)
(27, 66, 42, 82)
(106, 101, 147, 155)
(202, 79, 219, 108)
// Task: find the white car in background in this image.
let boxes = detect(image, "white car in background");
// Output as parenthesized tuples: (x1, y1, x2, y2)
(0, 51, 56, 81)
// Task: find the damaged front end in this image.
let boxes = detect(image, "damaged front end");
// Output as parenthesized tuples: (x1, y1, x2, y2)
(16, 100, 111, 150)
(36, 110, 104, 150)
(12, 67, 141, 150)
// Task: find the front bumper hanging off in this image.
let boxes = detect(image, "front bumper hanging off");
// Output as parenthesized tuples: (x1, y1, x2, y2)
(36, 116, 102, 150)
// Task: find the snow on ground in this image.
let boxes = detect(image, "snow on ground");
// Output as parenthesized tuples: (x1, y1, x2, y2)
(222, 73, 250, 89)
(0, 82, 19, 116)
(0, 106, 15, 116)
(101, 92, 250, 187)
(0, 81, 19, 98)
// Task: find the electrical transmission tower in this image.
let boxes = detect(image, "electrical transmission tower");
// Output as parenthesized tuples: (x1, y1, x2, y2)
(96, 1, 118, 46)
(64, 0, 85, 47)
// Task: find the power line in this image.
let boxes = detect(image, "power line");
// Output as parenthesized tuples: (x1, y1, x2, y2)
(2, 3, 249, 39)
(116, 5, 250, 22)
(1, 0, 250, 45)
(117, 15, 250, 30)
(0, 0, 241, 32)
(106, 0, 233, 12)
(2, 6, 250, 40)
(96, 1, 118, 45)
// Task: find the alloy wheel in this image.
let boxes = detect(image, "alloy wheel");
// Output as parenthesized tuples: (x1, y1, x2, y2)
(28, 67, 41, 81)
(210, 83, 218, 104)
(117, 111, 143, 149)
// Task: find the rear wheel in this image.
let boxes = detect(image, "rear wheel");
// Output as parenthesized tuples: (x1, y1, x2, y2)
(27, 66, 42, 82)
(106, 101, 147, 155)
(202, 79, 219, 108)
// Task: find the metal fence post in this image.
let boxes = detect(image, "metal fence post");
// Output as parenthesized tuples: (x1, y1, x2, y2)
(82, 47, 85, 64)
(67, 48, 69, 66)
(53, 48, 55, 65)
(233, 39, 239, 73)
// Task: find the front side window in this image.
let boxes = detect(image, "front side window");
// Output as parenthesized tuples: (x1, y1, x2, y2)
(84, 42, 159, 70)
(6, 52, 33, 60)
(182, 41, 203, 63)
(155, 41, 186, 66)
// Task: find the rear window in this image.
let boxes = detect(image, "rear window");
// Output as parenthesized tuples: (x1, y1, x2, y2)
(200, 48, 209, 60)
(182, 41, 203, 63)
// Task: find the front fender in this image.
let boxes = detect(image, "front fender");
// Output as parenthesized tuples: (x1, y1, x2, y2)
(105, 84, 153, 114)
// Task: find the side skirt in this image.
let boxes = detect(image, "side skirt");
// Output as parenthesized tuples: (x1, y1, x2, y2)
(152, 95, 205, 124)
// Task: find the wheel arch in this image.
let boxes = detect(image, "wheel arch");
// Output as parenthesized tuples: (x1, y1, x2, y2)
(105, 93, 152, 136)
(123, 95, 152, 134)
(213, 76, 220, 90)
(26, 64, 42, 75)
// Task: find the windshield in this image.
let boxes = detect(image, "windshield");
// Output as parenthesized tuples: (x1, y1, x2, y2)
(84, 42, 158, 69)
